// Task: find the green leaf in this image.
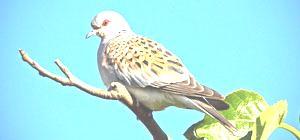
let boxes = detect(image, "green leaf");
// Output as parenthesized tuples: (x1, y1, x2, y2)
(251, 100, 288, 140)
(184, 89, 269, 140)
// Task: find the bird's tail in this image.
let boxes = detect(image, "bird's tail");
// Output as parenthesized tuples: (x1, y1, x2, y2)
(189, 98, 240, 136)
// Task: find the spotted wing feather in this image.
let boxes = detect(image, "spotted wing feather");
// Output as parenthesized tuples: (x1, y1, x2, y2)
(105, 34, 224, 100)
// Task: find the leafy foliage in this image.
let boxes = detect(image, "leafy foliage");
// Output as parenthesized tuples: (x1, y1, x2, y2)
(251, 100, 287, 140)
(184, 89, 300, 140)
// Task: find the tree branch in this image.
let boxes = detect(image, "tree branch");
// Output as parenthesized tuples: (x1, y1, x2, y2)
(19, 49, 168, 140)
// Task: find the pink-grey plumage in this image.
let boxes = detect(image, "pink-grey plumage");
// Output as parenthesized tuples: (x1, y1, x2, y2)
(86, 10, 238, 134)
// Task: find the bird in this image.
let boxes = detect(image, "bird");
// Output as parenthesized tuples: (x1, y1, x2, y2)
(86, 10, 237, 134)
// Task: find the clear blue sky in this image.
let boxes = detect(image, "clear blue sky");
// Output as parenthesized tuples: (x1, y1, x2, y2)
(1, 0, 299, 139)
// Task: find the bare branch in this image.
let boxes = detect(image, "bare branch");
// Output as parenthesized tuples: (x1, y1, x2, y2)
(19, 49, 168, 140)
(19, 49, 127, 101)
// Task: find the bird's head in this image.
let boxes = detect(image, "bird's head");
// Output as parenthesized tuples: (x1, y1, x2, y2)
(86, 11, 132, 42)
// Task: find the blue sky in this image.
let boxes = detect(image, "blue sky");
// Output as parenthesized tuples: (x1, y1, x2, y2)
(1, 0, 300, 139)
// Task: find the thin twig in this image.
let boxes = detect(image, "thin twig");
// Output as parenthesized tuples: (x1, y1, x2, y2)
(19, 49, 168, 140)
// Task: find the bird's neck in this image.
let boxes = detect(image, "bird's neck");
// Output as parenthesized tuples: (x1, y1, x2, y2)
(101, 30, 133, 45)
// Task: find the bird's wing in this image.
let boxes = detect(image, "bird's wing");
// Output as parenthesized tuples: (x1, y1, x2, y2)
(105, 34, 224, 100)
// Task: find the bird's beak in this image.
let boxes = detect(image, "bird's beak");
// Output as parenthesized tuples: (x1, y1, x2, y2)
(86, 30, 96, 39)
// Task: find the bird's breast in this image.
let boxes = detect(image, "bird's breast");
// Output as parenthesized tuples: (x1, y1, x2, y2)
(97, 44, 118, 87)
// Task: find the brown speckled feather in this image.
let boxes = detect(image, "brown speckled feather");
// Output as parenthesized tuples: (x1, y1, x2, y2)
(104, 34, 225, 101)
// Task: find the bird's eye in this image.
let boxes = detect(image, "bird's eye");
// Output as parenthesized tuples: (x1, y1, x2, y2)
(102, 19, 111, 26)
